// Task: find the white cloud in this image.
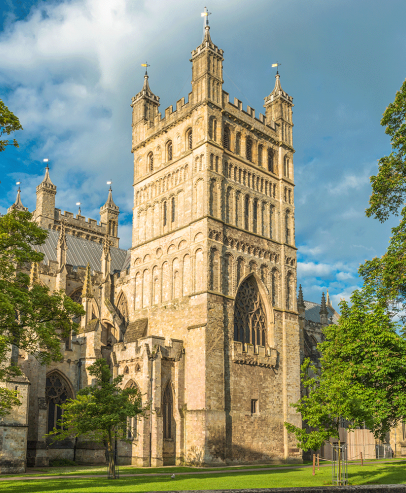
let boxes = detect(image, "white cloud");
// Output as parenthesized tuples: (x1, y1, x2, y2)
(336, 271, 353, 281)
(297, 261, 332, 277)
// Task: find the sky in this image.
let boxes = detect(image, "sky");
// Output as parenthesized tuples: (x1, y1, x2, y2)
(1, 0, 405, 310)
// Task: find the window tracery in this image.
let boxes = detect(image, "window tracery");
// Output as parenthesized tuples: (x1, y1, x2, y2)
(46, 372, 73, 433)
(234, 276, 266, 347)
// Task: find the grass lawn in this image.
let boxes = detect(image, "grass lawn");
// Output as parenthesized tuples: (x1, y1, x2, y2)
(0, 462, 405, 492)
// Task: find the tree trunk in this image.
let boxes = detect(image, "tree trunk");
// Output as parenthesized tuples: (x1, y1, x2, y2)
(107, 429, 116, 479)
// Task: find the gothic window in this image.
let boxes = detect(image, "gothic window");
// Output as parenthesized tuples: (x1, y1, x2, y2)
(209, 248, 220, 291)
(171, 196, 176, 223)
(46, 372, 73, 433)
(284, 187, 287, 202)
(223, 126, 230, 150)
(210, 179, 218, 217)
(271, 270, 277, 306)
(163, 383, 173, 439)
(210, 154, 214, 170)
(285, 210, 290, 244)
(235, 133, 241, 155)
(246, 137, 252, 162)
(148, 152, 154, 172)
(286, 272, 292, 310)
(235, 192, 240, 227)
(258, 144, 263, 166)
(167, 141, 173, 161)
(125, 380, 140, 440)
(288, 189, 292, 204)
(244, 195, 250, 230)
(70, 288, 82, 304)
(117, 292, 128, 323)
(186, 129, 192, 150)
(253, 198, 258, 233)
(268, 149, 274, 173)
(209, 117, 217, 141)
(273, 184, 277, 198)
(269, 205, 274, 239)
(163, 201, 168, 227)
(215, 156, 219, 173)
(226, 187, 232, 224)
(234, 276, 266, 347)
(284, 156, 290, 177)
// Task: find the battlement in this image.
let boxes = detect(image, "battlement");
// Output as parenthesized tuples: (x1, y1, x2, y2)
(55, 209, 106, 233)
(153, 92, 193, 129)
(232, 341, 278, 368)
(223, 92, 277, 133)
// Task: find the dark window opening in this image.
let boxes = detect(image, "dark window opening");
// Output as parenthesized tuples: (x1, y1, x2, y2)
(251, 399, 258, 414)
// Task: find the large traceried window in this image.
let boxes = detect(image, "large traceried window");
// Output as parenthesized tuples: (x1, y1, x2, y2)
(46, 372, 73, 433)
(234, 276, 267, 347)
(163, 383, 173, 439)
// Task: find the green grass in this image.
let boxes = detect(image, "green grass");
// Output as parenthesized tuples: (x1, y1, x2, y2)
(0, 462, 405, 492)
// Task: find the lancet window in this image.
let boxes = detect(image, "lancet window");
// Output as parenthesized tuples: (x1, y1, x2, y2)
(268, 149, 274, 173)
(46, 372, 73, 433)
(167, 141, 173, 161)
(235, 133, 241, 155)
(163, 384, 173, 439)
(148, 152, 154, 172)
(223, 126, 230, 150)
(246, 137, 253, 162)
(125, 380, 140, 440)
(186, 129, 193, 150)
(258, 144, 263, 166)
(234, 276, 266, 347)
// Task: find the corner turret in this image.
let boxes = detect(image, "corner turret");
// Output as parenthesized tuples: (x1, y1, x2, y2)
(100, 186, 119, 248)
(319, 292, 329, 326)
(8, 186, 28, 213)
(34, 165, 57, 228)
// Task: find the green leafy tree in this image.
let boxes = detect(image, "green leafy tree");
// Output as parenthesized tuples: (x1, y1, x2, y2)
(47, 359, 147, 479)
(0, 99, 23, 152)
(0, 210, 84, 416)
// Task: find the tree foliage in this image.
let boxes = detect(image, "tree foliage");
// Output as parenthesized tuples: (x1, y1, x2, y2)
(47, 359, 147, 478)
(0, 99, 23, 152)
(0, 210, 84, 417)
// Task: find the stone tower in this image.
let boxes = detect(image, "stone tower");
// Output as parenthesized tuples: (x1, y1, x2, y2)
(33, 166, 57, 228)
(128, 17, 301, 464)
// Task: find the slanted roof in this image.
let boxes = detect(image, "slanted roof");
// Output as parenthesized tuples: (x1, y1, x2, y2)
(304, 300, 339, 324)
(36, 229, 129, 274)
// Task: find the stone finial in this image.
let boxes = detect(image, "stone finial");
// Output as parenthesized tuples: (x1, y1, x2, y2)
(297, 284, 305, 308)
(7, 187, 28, 213)
(57, 220, 68, 267)
(102, 233, 111, 258)
(82, 263, 94, 298)
(30, 262, 40, 285)
(326, 288, 332, 307)
(319, 291, 329, 326)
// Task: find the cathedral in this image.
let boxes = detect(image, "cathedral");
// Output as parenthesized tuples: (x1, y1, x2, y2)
(0, 19, 338, 472)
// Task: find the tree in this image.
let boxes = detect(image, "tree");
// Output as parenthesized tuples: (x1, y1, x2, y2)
(0, 99, 23, 152)
(0, 210, 84, 416)
(47, 359, 147, 479)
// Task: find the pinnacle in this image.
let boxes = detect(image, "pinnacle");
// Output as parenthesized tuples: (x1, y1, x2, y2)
(30, 262, 40, 285)
(8, 188, 28, 213)
(82, 263, 94, 298)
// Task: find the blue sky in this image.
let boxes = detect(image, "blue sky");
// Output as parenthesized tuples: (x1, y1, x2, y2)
(1, 0, 405, 309)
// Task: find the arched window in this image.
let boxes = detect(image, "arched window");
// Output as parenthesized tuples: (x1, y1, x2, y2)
(286, 272, 292, 310)
(269, 205, 274, 239)
(171, 196, 176, 223)
(166, 141, 173, 161)
(271, 270, 277, 306)
(125, 380, 140, 440)
(210, 154, 214, 170)
(285, 210, 290, 244)
(284, 187, 287, 202)
(209, 117, 217, 141)
(234, 276, 266, 347)
(244, 195, 250, 230)
(186, 129, 192, 150)
(46, 372, 73, 433)
(210, 179, 218, 217)
(253, 198, 258, 233)
(163, 201, 168, 227)
(163, 384, 173, 439)
(258, 145, 263, 166)
(148, 152, 154, 172)
(223, 126, 230, 150)
(246, 137, 252, 162)
(117, 292, 128, 324)
(284, 156, 290, 177)
(268, 149, 274, 173)
(235, 133, 241, 155)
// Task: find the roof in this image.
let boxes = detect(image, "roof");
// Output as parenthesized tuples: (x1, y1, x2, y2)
(36, 229, 129, 274)
(304, 300, 339, 324)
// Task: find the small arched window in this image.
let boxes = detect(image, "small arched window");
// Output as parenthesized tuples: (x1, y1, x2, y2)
(171, 196, 176, 223)
(258, 145, 263, 166)
(271, 270, 277, 306)
(286, 272, 292, 310)
(269, 205, 274, 239)
(268, 149, 274, 173)
(209, 117, 217, 141)
(163, 384, 173, 439)
(235, 133, 241, 155)
(253, 198, 258, 233)
(284, 156, 290, 177)
(167, 141, 173, 161)
(148, 152, 154, 172)
(244, 195, 250, 230)
(163, 201, 168, 227)
(223, 126, 230, 150)
(246, 137, 252, 162)
(186, 129, 193, 150)
(285, 210, 290, 244)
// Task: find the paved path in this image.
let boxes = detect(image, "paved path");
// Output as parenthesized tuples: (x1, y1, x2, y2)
(0, 460, 403, 482)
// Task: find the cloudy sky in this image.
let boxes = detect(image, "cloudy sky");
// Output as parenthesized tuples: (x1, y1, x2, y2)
(1, 0, 405, 309)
